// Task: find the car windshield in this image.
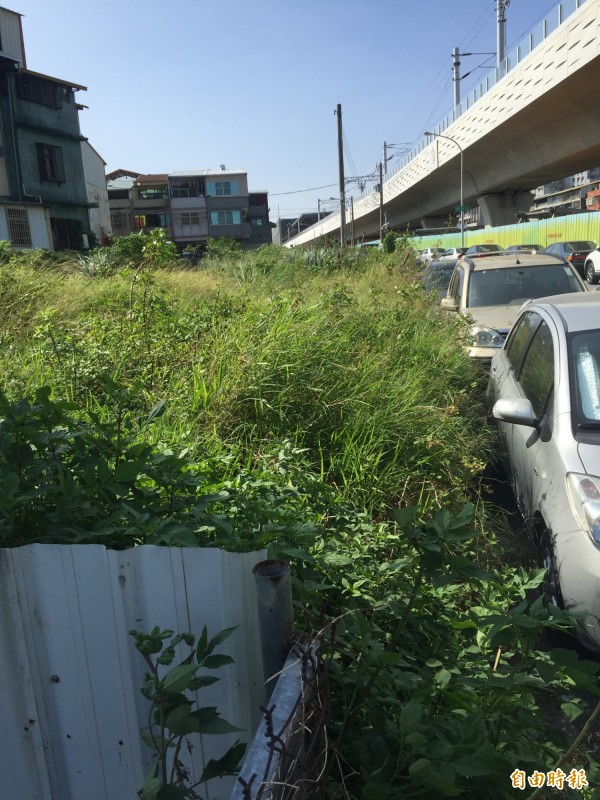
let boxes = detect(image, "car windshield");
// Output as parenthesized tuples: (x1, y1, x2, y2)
(467, 264, 584, 307)
(570, 329, 600, 425)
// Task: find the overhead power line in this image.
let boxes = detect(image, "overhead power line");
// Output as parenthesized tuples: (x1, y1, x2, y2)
(269, 182, 338, 196)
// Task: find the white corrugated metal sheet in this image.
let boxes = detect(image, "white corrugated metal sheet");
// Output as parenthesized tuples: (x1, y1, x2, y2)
(0, 7, 25, 65)
(0, 205, 51, 249)
(28, 205, 51, 249)
(0, 206, 8, 241)
(0, 544, 267, 800)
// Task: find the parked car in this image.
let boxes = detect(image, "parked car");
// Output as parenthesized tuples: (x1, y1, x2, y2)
(419, 247, 446, 265)
(421, 259, 457, 297)
(488, 292, 600, 651)
(582, 244, 600, 284)
(464, 244, 505, 255)
(543, 241, 596, 278)
(439, 246, 467, 262)
(441, 252, 586, 360)
(505, 244, 543, 254)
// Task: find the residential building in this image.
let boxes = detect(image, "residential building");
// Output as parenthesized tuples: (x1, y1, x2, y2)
(131, 174, 170, 236)
(168, 170, 209, 247)
(107, 166, 271, 250)
(107, 170, 138, 237)
(81, 141, 110, 245)
(247, 191, 272, 247)
(530, 168, 600, 216)
(0, 7, 91, 249)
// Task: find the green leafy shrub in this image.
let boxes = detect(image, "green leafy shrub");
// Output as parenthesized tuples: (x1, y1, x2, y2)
(0, 240, 13, 263)
(382, 230, 397, 252)
(109, 229, 178, 268)
(204, 237, 242, 261)
(130, 625, 245, 799)
(298, 503, 600, 799)
(75, 247, 116, 277)
(0, 385, 319, 550)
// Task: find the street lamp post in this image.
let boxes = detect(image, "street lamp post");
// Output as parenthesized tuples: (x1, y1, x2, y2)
(424, 131, 464, 249)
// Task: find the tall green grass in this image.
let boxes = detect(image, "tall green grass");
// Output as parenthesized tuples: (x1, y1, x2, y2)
(0, 248, 489, 510)
(2, 247, 598, 798)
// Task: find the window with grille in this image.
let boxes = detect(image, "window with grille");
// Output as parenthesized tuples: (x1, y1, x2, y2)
(7, 207, 32, 247)
(36, 143, 65, 183)
(110, 210, 129, 231)
(210, 210, 241, 226)
(16, 74, 62, 108)
(138, 187, 168, 200)
(178, 212, 200, 227)
(170, 181, 204, 198)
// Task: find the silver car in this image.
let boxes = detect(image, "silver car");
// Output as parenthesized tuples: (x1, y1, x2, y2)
(488, 293, 600, 651)
(439, 246, 466, 262)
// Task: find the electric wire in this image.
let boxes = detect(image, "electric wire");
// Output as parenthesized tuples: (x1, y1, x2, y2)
(343, 131, 359, 179)
(269, 182, 338, 197)
(388, 1, 494, 145)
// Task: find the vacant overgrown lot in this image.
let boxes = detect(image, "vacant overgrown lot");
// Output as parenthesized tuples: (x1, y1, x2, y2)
(0, 238, 599, 799)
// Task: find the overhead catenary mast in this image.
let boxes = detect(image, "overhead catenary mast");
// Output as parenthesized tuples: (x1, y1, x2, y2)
(497, 0, 510, 68)
(452, 47, 461, 109)
(452, 2, 509, 109)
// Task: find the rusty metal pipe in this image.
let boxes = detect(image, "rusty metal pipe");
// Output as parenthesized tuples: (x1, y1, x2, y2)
(252, 559, 293, 701)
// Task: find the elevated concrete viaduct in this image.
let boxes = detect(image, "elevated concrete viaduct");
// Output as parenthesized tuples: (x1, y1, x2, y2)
(287, 0, 600, 246)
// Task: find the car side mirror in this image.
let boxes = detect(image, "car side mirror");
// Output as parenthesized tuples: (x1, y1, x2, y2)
(440, 297, 458, 311)
(492, 398, 537, 427)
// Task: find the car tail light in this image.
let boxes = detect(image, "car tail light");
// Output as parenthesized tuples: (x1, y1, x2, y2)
(566, 473, 600, 548)
(567, 255, 574, 261)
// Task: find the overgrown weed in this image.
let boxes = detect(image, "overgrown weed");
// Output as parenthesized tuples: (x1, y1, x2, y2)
(1, 242, 599, 798)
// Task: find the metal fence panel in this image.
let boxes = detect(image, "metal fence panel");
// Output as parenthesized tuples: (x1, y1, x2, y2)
(0, 544, 267, 800)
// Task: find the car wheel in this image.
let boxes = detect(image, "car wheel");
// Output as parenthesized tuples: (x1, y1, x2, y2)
(538, 529, 563, 609)
(585, 262, 598, 285)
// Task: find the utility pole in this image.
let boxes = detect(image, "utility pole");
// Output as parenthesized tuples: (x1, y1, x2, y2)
(335, 103, 347, 246)
(350, 197, 355, 247)
(378, 160, 384, 243)
(383, 141, 388, 176)
(452, 47, 461, 109)
(497, 0, 510, 68)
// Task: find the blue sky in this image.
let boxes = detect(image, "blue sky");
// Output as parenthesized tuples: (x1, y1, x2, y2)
(15, 0, 563, 219)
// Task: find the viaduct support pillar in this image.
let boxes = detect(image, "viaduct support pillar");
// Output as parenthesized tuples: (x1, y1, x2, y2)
(477, 190, 534, 228)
